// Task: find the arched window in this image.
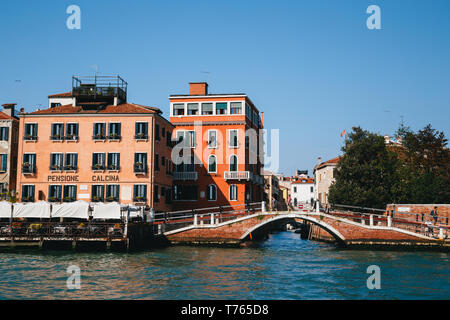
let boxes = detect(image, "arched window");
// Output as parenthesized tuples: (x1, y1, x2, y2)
(229, 155, 238, 172)
(207, 184, 217, 201)
(229, 184, 238, 201)
(208, 155, 216, 173)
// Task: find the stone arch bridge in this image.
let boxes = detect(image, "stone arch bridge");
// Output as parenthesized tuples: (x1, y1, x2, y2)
(158, 207, 449, 250)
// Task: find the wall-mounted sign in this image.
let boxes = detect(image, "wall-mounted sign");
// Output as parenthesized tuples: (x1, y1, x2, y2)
(92, 175, 119, 182)
(47, 175, 79, 182)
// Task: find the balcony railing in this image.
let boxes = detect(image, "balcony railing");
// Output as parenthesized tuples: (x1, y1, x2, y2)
(134, 164, 147, 174)
(93, 134, 106, 141)
(22, 164, 36, 174)
(134, 133, 148, 140)
(49, 165, 63, 172)
(50, 134, 64, 141)
(224, 171, 250, 181)
(92, 164, 106, 171)
(24, 135, 37, 141)
(108, 134, 121, 141)
(133, 197, 147, 203)
(64, 165, 77, 172)
(173, 171, 198, 181)
(107, 164, 120, 171)
(65, 135, 79, 141)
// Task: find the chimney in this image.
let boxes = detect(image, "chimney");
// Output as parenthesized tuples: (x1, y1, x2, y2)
(384, 134, 390, 144)
(318, 157, 322, 165)
(261, 112, 264, 126)
(2, 103, 16, 117)
(189, 82, 208, 95)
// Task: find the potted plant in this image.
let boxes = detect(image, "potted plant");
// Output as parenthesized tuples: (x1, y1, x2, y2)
(94, 163, 103, 170)
(107, 196, 115, 202)
(93, 196, 100, 202)
(49, 196, 57, 202)
(109, 133, 119, 139)
(64, 196, 73, 202)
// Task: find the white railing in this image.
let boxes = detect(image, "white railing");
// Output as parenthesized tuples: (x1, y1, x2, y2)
(173, 171, 198, 181)
(224, 171, 250, 180)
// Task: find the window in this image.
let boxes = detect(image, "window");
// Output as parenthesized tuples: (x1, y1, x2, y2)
(22, 185, 35, 202)
(162, 127, 166, 138)
(166, 132, 172, 147)
(93, 123, 106, 140)
(50, 153, 63, 171)
(22, 154, 36, 174)
(0, 154, 7, 172)
(133, 184, 147, 202)
(108, 123, 121, 140)
(176, 154, 194, 172)
(154, 185, 159, 203)
(65, 153, 78, 171)
(173, 185, 198, 201)
(51, 123, 64, 140)
(106, 185, 120, 202)
(48, 185, 62, 202)
(187, 103, 199, 115)
(216, 102, 227, 115)
(155, 154, 160, 171)
(201, 103, 213, 115)
(229, 155, 238, 172)
(173, 103, 185, 116)
(208, 130, 217, 148)
(293, 187, 297, 193)
(0, 127, 9, 141)
(51, 103, 61, 108)
(107, 153, 120, 170)
(66, 123, 79, 140)
(207, 184, 217, 201)
(134, 153, 147, 173)
(230, 102, 242, 114)
(229, 185, 238, 201)
(310, 186, 314, 193)
(92, 153, 106, 170)
(24, 123, 38, 141)
(92, 185, 105, 202)
(177, 130, 196, 148)
(155, 124, 160, 141)
(208, 155, 216, 173)
(63, 185, 77, 202)
(135, 122, 148, 139)
(229, 129, 238, 148)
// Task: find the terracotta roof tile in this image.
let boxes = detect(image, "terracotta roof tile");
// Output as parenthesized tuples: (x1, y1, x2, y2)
(0, 111, 17, 120)
(48, 92, 73, 98)
(25, 103, 162, 115)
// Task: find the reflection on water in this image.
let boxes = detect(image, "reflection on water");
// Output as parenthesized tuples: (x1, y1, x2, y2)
(0, 232, 449, 299)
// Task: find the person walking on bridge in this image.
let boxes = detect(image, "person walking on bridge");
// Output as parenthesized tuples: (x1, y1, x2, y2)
(430, 206, 438, 225)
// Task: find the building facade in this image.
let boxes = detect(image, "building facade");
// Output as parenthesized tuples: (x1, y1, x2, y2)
(313, 156, 341, 206)
(0, 104, 19, 197)
(169, 82, 264, 211)
(291, 177, 315, 209)
(16, 76, 174, 212)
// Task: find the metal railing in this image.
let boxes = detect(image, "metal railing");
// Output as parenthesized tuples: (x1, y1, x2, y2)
(329, 204, 448, 239)
(153, 202, 263, 233)
(0, 221, 125, 239)
(172, 171, 198, 181)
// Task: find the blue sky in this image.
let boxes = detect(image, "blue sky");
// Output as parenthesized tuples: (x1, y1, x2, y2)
(1, 0, 449, 175)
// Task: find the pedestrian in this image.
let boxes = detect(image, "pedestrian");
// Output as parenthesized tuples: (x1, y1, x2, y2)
(430, 206, 438, 224)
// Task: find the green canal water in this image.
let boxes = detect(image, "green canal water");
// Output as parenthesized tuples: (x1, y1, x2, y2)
(0, 231, 448, 299)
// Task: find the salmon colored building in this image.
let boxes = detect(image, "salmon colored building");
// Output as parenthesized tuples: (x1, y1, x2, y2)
(169, 82, 265, 211)
(0, 103, 19, 197)
(16, 76, 174, 212)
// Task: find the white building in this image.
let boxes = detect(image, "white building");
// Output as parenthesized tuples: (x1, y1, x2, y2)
(291, 177, 315, 209)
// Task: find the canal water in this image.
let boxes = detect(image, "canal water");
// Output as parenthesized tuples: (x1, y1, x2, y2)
(0, 231, 448, 299)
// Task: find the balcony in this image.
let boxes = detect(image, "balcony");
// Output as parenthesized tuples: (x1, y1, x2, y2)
(49, 165, 63, 172)
(24, 135, 37, 142)
(92, 164, 105, 172)
(22, 164, 36, 175)
(65, 135, 79, 142)
(72, 75, 128, 105)
(134, 163, 147, 174)
(224, 171, 250, 181)
(173, 171, 198, 181)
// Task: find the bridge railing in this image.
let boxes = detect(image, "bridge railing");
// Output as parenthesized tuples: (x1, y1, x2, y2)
(329, 204, 448, 239)
(153, 202, 263, 233)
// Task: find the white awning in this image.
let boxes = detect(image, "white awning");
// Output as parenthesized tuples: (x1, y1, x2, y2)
(13, 201, 51, 218)
(92, 202, 122, 220)
(0, 201, 12, 218)
(51, 201, 90, 219)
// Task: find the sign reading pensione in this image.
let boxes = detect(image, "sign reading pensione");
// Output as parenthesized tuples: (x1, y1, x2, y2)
(47, 175, 79, 182)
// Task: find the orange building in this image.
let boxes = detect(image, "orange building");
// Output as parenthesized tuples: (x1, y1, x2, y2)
(169, 82, 264, 210)
(16, 76, 173, 212)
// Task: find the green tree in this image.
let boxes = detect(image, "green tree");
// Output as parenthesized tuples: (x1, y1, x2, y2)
(329, 127, 400, 209)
